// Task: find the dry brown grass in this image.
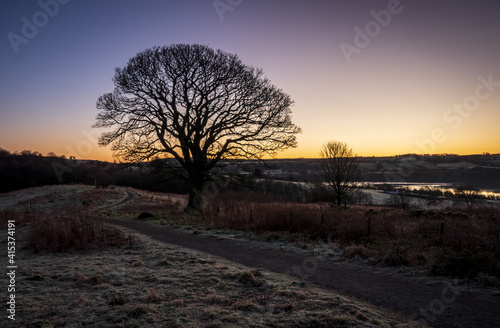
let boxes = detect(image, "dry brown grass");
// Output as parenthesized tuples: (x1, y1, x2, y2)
(0, 184, 129, 252)
(99, 187, 500, 282)
(29, 214, 127, 252)
(1, 226, 420, 327)
(198, 192, 500, 281)
(0, 185, 424, 327)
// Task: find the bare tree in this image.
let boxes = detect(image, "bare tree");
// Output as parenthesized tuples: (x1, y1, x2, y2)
(319, 141, 361, 206)
(93, 44, 301, 211)
(454, 185, 481, 208)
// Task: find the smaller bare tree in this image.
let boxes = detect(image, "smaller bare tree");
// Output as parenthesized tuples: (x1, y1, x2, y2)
(454, 185, 481, 208)
(319, 141, 361, 206)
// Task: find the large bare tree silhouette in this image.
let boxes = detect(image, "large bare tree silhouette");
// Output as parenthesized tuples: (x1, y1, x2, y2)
(93, 44, 301, 211)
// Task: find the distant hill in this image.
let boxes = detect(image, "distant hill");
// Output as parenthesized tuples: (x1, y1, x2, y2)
(245, 154, 500, 191)
(2, 148, 499, 193)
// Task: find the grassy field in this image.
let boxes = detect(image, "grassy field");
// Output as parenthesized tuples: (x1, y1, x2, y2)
(0, 185, 421, 327)
(118, 189, 500, 285)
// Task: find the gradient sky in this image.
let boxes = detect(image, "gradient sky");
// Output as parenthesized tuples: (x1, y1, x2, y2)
(1, 0, 500, 161)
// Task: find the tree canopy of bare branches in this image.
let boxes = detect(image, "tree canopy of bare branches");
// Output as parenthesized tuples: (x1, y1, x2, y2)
(93, 44, 301, 211)
(319, 141, 361, 206)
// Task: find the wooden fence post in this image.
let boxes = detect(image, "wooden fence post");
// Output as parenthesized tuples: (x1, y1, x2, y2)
(439, 221, 444, 244)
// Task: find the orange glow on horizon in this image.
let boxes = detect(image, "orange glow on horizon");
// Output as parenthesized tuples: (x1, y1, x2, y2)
(2, 1, 500, 168)
(2, 142, 499, 164)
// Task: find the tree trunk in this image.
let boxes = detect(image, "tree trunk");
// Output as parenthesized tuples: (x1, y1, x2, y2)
(187, 188, 203, 213)
(185, 170, 206, 213)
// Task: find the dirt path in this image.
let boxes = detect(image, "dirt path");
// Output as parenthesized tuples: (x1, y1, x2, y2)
(96, 190, 137, 211)
(94, 215, 500, 328)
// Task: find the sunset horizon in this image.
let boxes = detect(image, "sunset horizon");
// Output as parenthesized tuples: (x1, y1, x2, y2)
(2, 2, 500, 325)
(2, 143, 499, 164)
(2, 0, 500, 166)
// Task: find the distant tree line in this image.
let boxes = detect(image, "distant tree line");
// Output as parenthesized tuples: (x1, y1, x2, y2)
(0, 148, 330, 204)
(0, 148, 188, 194)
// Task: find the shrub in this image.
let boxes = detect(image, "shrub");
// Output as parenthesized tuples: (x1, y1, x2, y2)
(476, 273, 500, 287)
(380, 246, 409, 267)
(201, 191, 500, 279)
(109, 293, 128, 306)
(427, 249, 496, 278)
(29, 214, 126, 252)
(130, 259, 145, 267)
(88, 273, 104, 285)
(237, 271, 260, 286)
(157, 257, 169, 266)
(144, 288, 166, 303)
(343, 245, 372, 260)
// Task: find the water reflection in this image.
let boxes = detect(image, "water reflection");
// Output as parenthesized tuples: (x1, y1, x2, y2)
(361, 182, 500, 208)
(366, 182, 500, 197)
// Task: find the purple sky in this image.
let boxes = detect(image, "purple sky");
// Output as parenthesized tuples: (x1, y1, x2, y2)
(1, 0, 500, 160)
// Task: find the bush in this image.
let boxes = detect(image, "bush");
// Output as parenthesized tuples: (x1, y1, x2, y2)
(201, 191, 500, 279)
(380, 246, 409, 267)
(29, 214, 126, 252)
(343, 245, 372, 260)
(428, 248, 500, 279)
